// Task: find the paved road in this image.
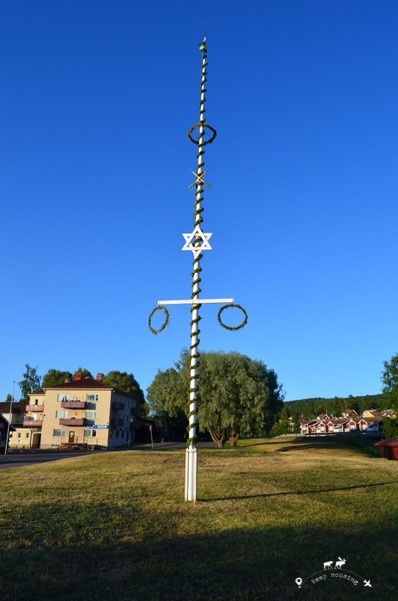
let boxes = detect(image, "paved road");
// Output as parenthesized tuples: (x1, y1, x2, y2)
(0, 442, 216, 469)
(0, 451, 94, 469)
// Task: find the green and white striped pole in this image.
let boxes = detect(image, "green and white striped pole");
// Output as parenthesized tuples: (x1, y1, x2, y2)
(149, 39, 247, 501)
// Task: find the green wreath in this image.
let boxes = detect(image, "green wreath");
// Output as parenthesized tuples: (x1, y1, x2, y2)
(187, 122, 217, 145)
(148, 305, 170, 335)
(217, 303, 248, 331)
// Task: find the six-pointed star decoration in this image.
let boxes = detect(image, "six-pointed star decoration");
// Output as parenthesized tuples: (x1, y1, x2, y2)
(182, 225, 213, 258)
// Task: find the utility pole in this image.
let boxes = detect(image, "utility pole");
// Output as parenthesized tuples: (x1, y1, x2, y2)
(4, 381, 15, 456)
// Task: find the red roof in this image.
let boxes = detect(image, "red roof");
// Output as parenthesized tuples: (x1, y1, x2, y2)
(42, 377, 137, 400)
(44, 378, 113, 390)
(374, 437, 398, 448)
(0, 402, 27, 414)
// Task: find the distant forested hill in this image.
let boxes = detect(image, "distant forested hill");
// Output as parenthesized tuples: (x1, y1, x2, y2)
(284, 394, 388, 419)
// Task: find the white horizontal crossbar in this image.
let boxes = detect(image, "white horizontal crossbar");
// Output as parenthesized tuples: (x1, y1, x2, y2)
(158, 298, 234, 306)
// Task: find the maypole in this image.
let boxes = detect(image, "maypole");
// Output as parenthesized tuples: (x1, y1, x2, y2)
(149, 38, 247, 502)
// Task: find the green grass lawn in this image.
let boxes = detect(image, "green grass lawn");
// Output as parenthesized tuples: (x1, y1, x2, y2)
(1, 438, 397, 600)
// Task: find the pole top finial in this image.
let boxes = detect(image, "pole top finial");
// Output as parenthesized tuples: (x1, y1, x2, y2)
(199, 37, 207, 52)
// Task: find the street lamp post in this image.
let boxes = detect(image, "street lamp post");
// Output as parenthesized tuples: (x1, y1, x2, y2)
(4, 381, 15, 456)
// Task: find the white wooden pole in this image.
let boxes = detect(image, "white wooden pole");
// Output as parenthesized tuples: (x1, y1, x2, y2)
(184, 41, 209, 502)
(149, 38, 247, 500)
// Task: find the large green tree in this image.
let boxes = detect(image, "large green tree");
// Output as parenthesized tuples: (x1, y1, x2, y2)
(74, 368, 93, 379)
(18, 364, 41, 401)
(381, 353, 398, 437)
(270, 404, 300, 437)
(41, 368, 92, 387)
(382, 353, 398, 408)
(42, 369, 73, 387)
(147, 350, 284, 447)
(104, 371, 146, 414)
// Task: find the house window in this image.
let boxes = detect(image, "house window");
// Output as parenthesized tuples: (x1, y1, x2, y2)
(85, 411, 98, 419)
(86, 394, 99, 402)
(53, 429, 66, 437)
(84, 429, 97, 438)
(55, 410, 68, 418)
(25, 432, 30, 438)
(57, 394, 70, 402)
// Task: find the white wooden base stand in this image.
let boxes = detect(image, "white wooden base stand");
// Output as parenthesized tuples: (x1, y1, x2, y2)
(185, 444, 198, 501)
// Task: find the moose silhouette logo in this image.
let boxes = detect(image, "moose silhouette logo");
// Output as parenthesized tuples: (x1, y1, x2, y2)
(323, 557, 346, 570)
(335, 557, 346, 569)
(295, 557, 373, 590)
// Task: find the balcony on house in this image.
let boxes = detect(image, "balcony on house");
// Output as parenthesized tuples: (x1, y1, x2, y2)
(23, 418, 43, 428)
(26, 404, 44, 412)
(61, 401, 87, 410)
(59, 418, 86, 427)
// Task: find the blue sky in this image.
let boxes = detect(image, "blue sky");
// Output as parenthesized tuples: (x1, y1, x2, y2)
(1, 0, 397, 402)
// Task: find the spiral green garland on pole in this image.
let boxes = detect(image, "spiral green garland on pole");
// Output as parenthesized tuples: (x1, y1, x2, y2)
(148, 38, 248, 501)
(185, 38, 216, 448)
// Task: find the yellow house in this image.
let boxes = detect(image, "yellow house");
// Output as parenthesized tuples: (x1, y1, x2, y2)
(362, 409, 380, 419)
(25, 373, 137, 449)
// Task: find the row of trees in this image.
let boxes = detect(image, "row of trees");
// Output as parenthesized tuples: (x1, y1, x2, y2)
(271, 353, 398, 438)
(284, 394, 389, 420)
(273, 394, 389, 435)
(147, 350, 284, 447)
(16, 364, 145, 412)
(11, 352, 284, 447)
(15, 351, 396, 445)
